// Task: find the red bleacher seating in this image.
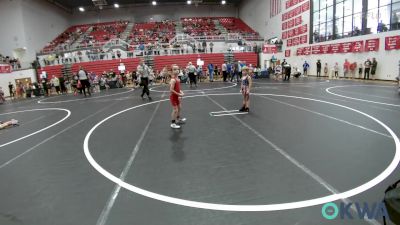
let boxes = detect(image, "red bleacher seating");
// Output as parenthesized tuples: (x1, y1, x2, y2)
(37, 58, 140, 80)
(84, 21, 127, 43)
(181, 17, 219, 36)
(128, 21, 176, 45)
(233, 52, 258, 67)
(37, 65, 63, 78)
(42, 25, 90, 52)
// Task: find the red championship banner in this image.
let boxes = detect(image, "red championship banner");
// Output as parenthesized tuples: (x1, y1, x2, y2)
(302, 1, 310, 12)
(293, 36, 300, 46)
(287, 39, 293, 47)
(312, 45, 321, 54)
(365, 38, 379, 52)
(288, 29, 294, 38)
(330, 43, 341, 53)
(289, 10, 294, 18)
(300, 24, 308, 34)
(285, 49, 291, 57)
(340, 42, 353, 53)
(293, 27, 300, 36)
(297, 47, 304, 56)
(263, 44, 277, 54)
(295, 5, 302, 15)
(0, 64, 12, 73)
(300, 35, 308, 44)
(321, 44, 330, 54)
(385, 35, 400, 50)
(303, 46, 311, 55)
(288, 19, 295, 28)
(282, 31, 288, 39)
(293, 0, 299, 5)
(352, 40, 364, 52)
(282, 22, 288, 30)
(295, 16, 302, 26)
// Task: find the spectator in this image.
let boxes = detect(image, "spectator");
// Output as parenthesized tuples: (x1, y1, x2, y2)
(364, 58, 372, 80)
(303, 61, 310, 76)
(371, 58, 378, 80)
(316, 60, 322, 77)
(0, 87, 5, 104)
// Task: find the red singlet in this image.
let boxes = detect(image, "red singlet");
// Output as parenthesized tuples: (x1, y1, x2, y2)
(170, 77, 181, 106)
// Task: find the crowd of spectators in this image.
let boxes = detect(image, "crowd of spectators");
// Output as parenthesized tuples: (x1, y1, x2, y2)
(0, 54, 21, 70)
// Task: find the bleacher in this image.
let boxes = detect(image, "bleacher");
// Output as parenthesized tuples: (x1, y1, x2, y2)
(37, 52, 258, 79)
(233, 52, 258, 67)
(181, 17, 219, 36)
(83, 21, 128, 43)
(38, 58, 140, 78)
(128, 21, 176, 46)
(42, 25, 90, 53)
(218, 17, 261, 39)
(41, 17, 261, 54)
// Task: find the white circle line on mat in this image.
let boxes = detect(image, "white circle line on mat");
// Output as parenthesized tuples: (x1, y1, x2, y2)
(0, 108, 71, 148)
(83, 93, 399, 211)
(326, 85, 400, 107)
(38, 89, 134, 104)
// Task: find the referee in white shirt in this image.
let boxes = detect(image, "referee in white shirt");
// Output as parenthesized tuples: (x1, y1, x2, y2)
(137, 59, 151, 100)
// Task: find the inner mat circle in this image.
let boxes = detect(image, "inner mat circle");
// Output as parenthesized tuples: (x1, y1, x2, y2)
(83, 93, 400, 211)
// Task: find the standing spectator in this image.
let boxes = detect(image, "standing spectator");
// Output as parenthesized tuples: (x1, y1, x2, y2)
(186, 62, 197, 87)
(350, 62, 357, 79)
(324, 63, 329, 78)
(334, 62, 339, 78)
(0, 87, 5, 104)
(358, 62, 363, 78)
(303, 61, 310, 76)
(202, 41, 207, 53)
(8, 82, 14, 99)
(78, 66, 91, 97)
(209, 42, 214, 53)
(274, 64, 283, 80)
(25, 83, 33, 98)
(316, 60, 322, 77)
(51, 75, 61, 95)
(371, 58, 378, 80)
(364, 58, 372, 80)
(137, 59, 151, 100)
(343, 59, 350, 78)
(208, 63, 214, 82)
(281, 59, 288, 67)
(284, 64, 292, 81)
(222, 62, 227, 82)
(227, 62, 232, 81)
(197, 65, 203, 82)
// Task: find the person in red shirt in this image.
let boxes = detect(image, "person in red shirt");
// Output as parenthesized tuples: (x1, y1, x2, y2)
(170, 65, 186, 129)
(343, 59, 350, 78)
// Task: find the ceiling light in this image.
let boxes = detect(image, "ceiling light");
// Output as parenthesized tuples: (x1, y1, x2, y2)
(79, 7, 85, 12)
(152, 1, 157, 5)
(187, 0, 192, 4)
(222, 0, 226, 5)
(114, 3, 119, 8)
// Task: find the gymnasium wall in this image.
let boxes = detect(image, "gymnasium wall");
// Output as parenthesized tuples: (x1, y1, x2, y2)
(0, 0, 70, 68)
(70, 4, 238, 25)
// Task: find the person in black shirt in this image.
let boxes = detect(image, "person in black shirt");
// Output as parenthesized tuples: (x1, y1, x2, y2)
(8, 82, 14, 99)
(316, 60, 322, 77)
